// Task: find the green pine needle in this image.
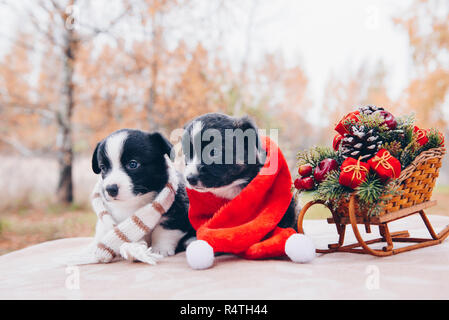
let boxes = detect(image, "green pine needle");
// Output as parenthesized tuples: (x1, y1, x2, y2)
(381, 141, 402, 158)
(296, 146, 339, 168)
(355, 173, 384, 205)
(423, 128, 443, 150)
(396, 113, 416, 128)
(313, 170, 350, 203)
(356, 112, 389, 132)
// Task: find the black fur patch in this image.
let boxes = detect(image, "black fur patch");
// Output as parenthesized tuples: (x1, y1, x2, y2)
(182, 113, 264, 189)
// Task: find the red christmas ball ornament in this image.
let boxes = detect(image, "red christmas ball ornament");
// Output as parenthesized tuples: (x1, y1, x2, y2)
(334, 111, 360, 135)
(379, 110, 397, 130)
(298, 164, 313, 177)
(314, 158, 339, 183)
(414, 126, 428, 146)
(333, 134, 343, 151)
(367, 149, 401, 182)
(339, 157, 370, 189)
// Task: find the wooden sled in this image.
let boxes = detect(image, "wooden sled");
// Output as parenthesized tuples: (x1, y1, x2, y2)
(297, 195, 449, 256)
(297, 147, 448, 256)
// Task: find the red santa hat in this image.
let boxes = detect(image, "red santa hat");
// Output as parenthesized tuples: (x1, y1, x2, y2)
(185, 136, 316, 269)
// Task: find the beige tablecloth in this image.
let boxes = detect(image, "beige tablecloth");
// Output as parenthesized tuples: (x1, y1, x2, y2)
(1, 215, 449, 300)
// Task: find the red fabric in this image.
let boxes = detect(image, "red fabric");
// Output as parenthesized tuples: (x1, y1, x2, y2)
(334, 111, 360, 135)
(339, 157, 370, 189)
(367, 149, 401, 182)
(186, 136, 295, 260)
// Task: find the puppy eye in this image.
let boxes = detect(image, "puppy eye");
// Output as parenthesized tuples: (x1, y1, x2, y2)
(126, 160, 140, 170)
(99, 164, 106, 172)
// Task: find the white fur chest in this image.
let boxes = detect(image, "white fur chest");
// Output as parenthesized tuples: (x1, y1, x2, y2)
(207, 179, 248, 200)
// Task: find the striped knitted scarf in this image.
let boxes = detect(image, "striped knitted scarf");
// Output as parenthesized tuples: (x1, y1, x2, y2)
(68, 156, 179, 265)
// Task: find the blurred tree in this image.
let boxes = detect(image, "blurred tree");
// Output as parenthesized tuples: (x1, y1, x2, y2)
(394, 0, 449, 129)
(56, 0, 78, 204)
(134, 0, 180, 132)
(0, 0, 312, 204)
(0, 32, 37, 155)
(223, 52, 312, 167)
(0, 0, 132, 203)
(161, 43, 225, 130)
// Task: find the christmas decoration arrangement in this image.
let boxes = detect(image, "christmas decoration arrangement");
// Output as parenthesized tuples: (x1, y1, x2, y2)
(293, 105, 445, 217)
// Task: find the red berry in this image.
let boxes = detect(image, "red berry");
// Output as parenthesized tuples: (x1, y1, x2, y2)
(300, 177, 315, 190)
(314, 158, 339, 183)
(298, 164, 313, 177)
(294, 178, 303, 190)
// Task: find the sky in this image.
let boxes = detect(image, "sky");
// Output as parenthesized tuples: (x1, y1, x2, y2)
(0, 0, 415, 125)
(219, 0, 414, 124)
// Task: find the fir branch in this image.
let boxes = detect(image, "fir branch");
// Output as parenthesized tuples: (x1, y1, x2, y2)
(356, 112, 389, 132)
(313, 170, 350, 203)
(422, 129, 443, 150)
(353, 173, 402, 216)
(400, 138, 420, 169)
(399, 129, 444, 171)
(395, 113, 415, 148)
(400, 124, 415, 148)
(396, 113, 416, 128)
(382, 141, 402, 158)
(355, 173, 384, 205)
(366, 180, 402, 216)
(296, 146, 339, 168)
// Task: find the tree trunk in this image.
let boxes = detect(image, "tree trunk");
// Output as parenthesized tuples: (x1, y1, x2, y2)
(56, 4, 77, 204)
(146, 58, 159, 132)
(145, 15, 163, 133)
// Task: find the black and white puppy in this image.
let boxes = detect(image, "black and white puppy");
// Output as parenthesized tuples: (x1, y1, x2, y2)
(181, 113, 297, 229)
(91, 129, 194, 257)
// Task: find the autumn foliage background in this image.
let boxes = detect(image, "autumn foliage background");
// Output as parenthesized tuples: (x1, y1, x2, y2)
(0, 0, 448, 254)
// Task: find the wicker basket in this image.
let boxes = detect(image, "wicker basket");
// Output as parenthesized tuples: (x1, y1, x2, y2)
(335, 147, 446, 218)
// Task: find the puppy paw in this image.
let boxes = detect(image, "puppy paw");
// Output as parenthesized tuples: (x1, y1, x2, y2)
(151, 243, 176, 257)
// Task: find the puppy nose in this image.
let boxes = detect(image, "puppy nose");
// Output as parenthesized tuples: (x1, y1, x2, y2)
(105, 184, 119, 197)
(186, 175, 199, 186)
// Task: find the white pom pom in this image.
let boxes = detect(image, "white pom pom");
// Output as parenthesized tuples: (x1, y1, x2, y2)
(186, 240, 214, 270)
(285, 233, 316, 263)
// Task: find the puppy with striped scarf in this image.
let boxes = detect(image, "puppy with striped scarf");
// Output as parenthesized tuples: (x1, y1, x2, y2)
(69, 129, 194, 265)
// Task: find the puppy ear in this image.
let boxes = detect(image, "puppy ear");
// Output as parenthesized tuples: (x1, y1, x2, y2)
(237, 116, 258, 134)
(91, 142, 101, 174)
(236, 116, 265, 165)
(151, 132, 173, 157)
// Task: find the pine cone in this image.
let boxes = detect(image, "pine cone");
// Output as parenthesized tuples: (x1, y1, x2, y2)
(340, 126, 383, 160)
(359, 105, 384, 115)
